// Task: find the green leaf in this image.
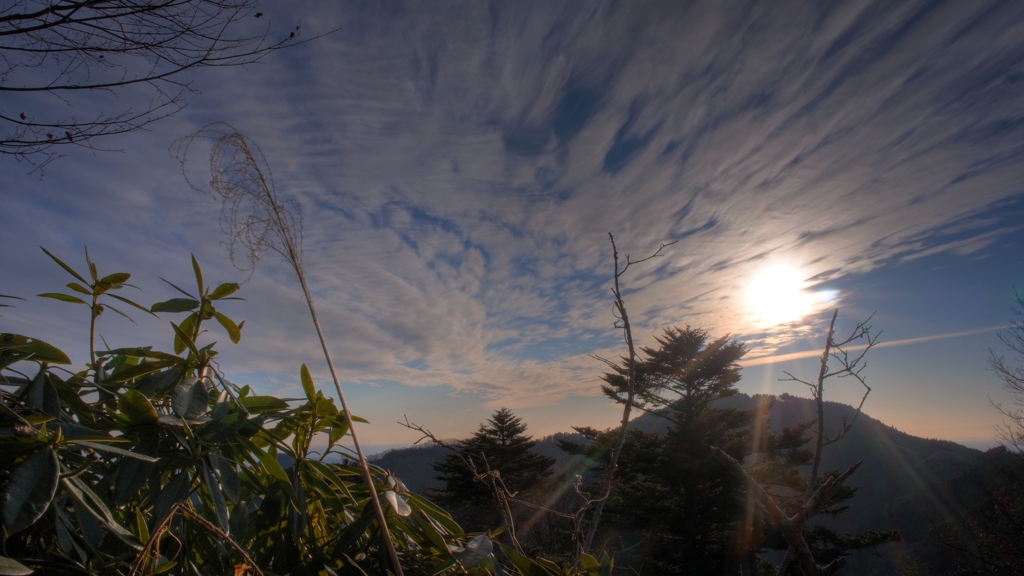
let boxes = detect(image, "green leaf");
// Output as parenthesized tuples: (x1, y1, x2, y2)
(37, 292, 86, 305)
(135, 366, 184, 397)
(56, 422, 109, 440)
(333, 502, 376, 558)
(0, 556, 33, 576)
(62, 476, 142, 550)
(40, 246, 88, 284)
(101, 302, 136, 324)
(170, 321, 199, 356)
(98, 272, 130, 288)
(135, 508, 150, 545)
(106, 360, 166, 385)
(211, 390, 230, 419)
(238, 395, 289, 413)
(102, 347, 180, 362)
(411, 511, 451, 557)
(305, 460, 355, 501)
(213, 312, 242, 344)
(300, 364, 316, 401)
(498, 543, 554, 576)
(71, 441, 159, 462)
(112, 435, 159, 504)
(107, 294, 155, 316)
(0, 334, 70, 368)
(159, 277, 195, 299)
(72, 492, 104, 548)
(118, 390, 159, 425)
(191, 254, 204, 294)
(172, 379, 210, 419)
(1, 448, 59, 535)
(66, 282, 91, 295)
(255, 446, 290, 484)
(213, 453, 241, 504)
(210, 283, 240, 300)
(84, 247, 98, 282)
(151, 298, 200, 314)
(242, 440, 300, 508)
(329, 415, 350, 445)
(25, 368, 61, 418)
(154, 472, 191, 522)
(405, 493, 462, 535)
(201, 460, 230, 534)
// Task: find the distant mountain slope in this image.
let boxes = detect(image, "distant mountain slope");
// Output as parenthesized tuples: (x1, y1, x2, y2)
(370, 393, 987, 572)
(374, 394, 980, 519)
(631, 393, 981, 534)
(372, 444, 449, 493)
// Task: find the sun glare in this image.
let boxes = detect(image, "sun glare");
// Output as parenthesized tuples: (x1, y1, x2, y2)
(746, 265, 829, 326)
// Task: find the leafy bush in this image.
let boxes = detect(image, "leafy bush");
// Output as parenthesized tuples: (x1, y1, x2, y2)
(0, 249, 609, 576)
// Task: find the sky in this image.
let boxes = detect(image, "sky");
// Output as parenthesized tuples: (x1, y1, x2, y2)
(3, 0, 1024, 452)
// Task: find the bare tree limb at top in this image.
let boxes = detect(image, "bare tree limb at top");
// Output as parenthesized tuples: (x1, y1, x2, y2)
(1, 0, 334, 170)
(578, 233, 677, 558)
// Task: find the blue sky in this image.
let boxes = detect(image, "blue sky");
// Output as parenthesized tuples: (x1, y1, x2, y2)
(3, 0, 1024, 450)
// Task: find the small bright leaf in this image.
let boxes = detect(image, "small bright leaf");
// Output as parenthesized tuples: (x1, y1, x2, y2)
(210, 282, 240, 300)
(214, 311, 241, 343)
(300, 364, 316, 401)
(191, 254, 204, 294)
(170, 320, 199, 356)
(37, 292, 86, 305)
(383, 490, 411, 517)
(118, 390, 158, 425)
(66, 282, 91, 295)
(457, 535, 493, 568)
(239, 396, 288, 412)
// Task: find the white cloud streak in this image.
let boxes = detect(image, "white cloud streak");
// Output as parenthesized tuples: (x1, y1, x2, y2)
(3, 0, 1024, 415)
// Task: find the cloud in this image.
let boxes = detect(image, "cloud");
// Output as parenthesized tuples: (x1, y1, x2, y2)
(742, 324, 1007, 368)
(4, 0, 1024, 413)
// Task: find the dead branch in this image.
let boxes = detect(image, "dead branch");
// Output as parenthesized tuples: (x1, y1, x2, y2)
(711, 446, 854, 576)
(580, 233, 676, 557)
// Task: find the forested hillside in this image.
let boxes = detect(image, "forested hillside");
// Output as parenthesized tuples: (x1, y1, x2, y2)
(374, 393, 996, 573)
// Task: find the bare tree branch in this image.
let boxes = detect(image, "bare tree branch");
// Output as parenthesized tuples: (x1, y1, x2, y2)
(1, 0, 335, 170)
(578, 233, 676, 559)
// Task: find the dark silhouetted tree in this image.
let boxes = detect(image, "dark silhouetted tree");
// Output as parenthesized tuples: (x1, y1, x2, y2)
(562, 326, 753, 575)
(989, 289, 1024, 459)
(432, 408, 555, 532)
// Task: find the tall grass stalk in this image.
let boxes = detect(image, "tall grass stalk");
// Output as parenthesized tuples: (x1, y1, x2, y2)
(173, 124, 404, 574)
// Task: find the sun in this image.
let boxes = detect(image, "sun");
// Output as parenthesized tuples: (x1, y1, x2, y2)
(746, 265, 821, 326)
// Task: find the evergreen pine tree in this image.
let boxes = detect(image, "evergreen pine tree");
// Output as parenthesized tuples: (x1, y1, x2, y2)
(432, 408, 555, 531)
(561, 326, 752, 575)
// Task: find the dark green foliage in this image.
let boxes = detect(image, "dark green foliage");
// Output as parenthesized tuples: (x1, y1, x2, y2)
(1, 249, 594, 576)
(898, 447, 1024, 575)
(562, 326, 752, 575)
(432, 408, 555, 530)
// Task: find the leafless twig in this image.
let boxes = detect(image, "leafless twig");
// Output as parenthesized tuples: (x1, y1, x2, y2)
(580, 233, 676, 557)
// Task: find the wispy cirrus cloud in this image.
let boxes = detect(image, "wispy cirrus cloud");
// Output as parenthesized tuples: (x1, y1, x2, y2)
(4, 0, 1024, 436)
